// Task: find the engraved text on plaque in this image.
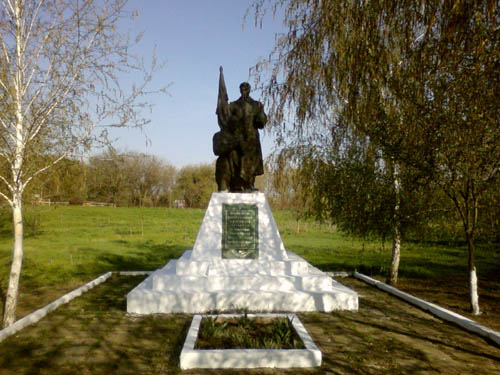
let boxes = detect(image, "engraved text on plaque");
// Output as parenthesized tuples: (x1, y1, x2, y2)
(222, 203, 258, 259)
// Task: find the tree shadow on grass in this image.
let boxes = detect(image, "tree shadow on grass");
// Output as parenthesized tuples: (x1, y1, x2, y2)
(342, 311, 500, 362)
(2, 275, 499, 374)
(339, 279, 500, 361)
(0, 275, 193, 375)
(317, 259, 468, 279)
(94, 243, 186, 273)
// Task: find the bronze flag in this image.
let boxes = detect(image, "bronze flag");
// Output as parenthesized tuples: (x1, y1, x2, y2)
(216, 66, 230, 130)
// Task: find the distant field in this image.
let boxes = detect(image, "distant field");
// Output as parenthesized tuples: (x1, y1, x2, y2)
(0, 204, 498, 323)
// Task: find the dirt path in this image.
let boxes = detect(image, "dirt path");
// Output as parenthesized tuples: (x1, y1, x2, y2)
(0, 276, 498, 374)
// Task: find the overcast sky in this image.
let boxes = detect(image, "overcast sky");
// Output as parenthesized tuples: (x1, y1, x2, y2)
(109, 0, 285, 167)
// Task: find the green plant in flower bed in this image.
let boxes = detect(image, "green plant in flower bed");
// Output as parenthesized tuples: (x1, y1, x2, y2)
(195, 316, 305, 350)
(199, 315, 229, 338)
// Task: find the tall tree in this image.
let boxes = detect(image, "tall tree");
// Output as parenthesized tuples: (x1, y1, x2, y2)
(251, 0, 499, 314)
(87, 150, 129, 205)
(123, 152, 176, 207)
(28, 157, 87, 202)
(0, 0, 165, 327)
(273, 121, 432, 284)
(266, 147, 313, 232)
(87, 151, 177, 207)
(175, 164, 217, 209)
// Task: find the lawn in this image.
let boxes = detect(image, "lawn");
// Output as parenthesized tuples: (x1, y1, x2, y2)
(0, 204, 499, 329)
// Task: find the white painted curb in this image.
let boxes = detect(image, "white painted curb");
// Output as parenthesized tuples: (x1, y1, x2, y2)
(353, 272, 500, 346)
(180, 313, 322, 369)
(0, 270, 151, 343)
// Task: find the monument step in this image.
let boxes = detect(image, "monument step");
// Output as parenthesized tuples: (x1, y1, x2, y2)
(151, 274, 335, 292)
(174, 259, 311, 276)
(127, 288, 358, 314)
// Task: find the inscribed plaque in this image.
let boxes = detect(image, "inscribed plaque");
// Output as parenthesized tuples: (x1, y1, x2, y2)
(222, 203, 258, 259)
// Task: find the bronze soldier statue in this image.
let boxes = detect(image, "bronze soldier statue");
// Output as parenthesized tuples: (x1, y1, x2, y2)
(213, 67, 267, 192)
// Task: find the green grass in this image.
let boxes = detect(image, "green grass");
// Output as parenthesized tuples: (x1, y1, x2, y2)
(273, 210, 499, 280)
(0, 205, 498, 305)
(0, 205, 499, 374)
(0, 205, 204, 292)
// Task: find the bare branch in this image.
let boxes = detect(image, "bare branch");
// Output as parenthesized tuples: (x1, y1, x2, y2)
(22, 152, 68, 191)
(0, 190, 13, 206)
(0, 173, 13, 194)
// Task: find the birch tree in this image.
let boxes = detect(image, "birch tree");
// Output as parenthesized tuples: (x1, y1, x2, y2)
(252, 0, 499, 314)
(0, 0, 165, 327)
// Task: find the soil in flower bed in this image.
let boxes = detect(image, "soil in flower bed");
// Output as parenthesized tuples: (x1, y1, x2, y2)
(195, 316, 306, 350)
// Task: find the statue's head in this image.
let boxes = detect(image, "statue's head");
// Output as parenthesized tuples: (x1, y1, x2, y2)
(239, 82, 251, 98)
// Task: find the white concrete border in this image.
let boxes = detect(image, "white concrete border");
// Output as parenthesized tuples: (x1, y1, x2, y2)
(180, 313, 322, 369)
(0, 270, 151, 343)
(0, 272, 112, 342)
(354, 272, 500, 346)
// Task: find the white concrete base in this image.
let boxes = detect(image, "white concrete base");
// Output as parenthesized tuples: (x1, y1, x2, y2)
(180, 314, 322, 369)
(127, 192, 358, 314)
(128, 250, 357, 313)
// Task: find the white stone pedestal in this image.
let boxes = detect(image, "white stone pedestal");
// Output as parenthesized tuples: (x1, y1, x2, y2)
(127, 192, 358, 314)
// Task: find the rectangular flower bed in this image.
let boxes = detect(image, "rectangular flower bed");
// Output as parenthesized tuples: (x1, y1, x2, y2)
(180, 313, 322, 369)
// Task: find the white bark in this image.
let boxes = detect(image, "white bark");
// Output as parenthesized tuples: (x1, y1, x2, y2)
(0, 0, 164, 327)
(389, 225, 401, 285)
(470, 267, 480, 315)
(3, 0, 26, 327)
(3, 194, 23, 327)
(389, 162, 401, 285)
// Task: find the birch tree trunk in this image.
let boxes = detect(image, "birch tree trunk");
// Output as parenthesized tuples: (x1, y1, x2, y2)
(450, 183, 481, 315)
(0, 0, 164, 327)
(467, 232, 480, 315)
(3, 193, 24, 327)
(2, 0, 26, 327)
(388, 162, 401, 285)
(389, 223, 401, 285)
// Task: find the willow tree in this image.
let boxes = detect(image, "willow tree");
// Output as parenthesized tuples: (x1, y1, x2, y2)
(265, 147, 314, 232)
(0, 0, 165, 327)
(251, 0, 499, 314)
